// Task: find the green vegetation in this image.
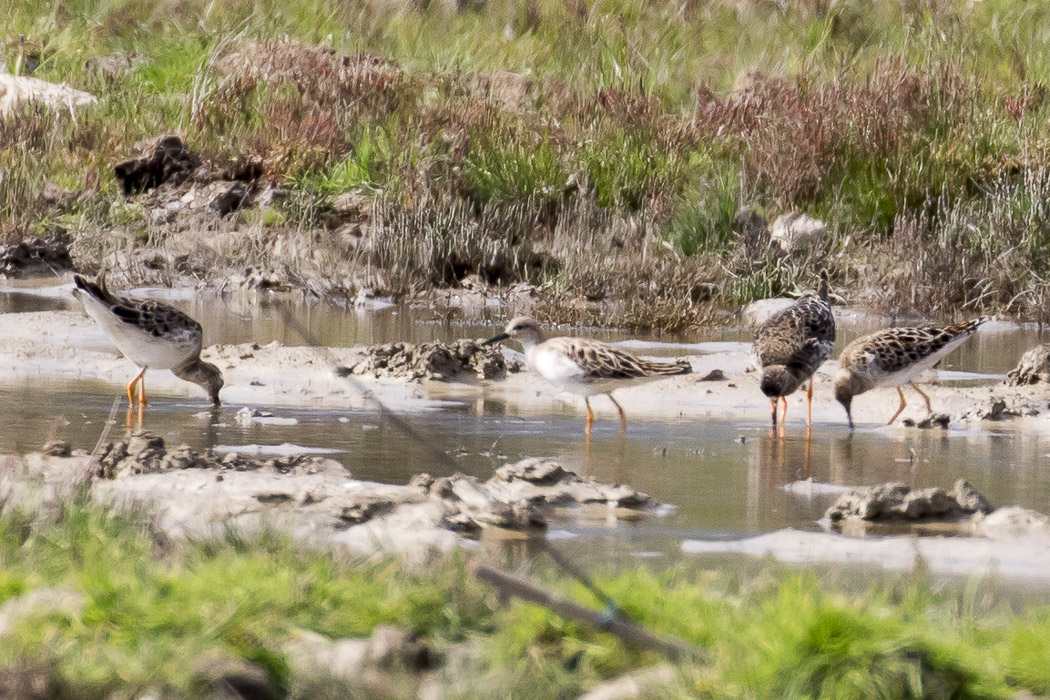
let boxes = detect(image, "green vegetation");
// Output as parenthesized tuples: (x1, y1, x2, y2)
(0, 503, 1046, 697)
(6, 0, 1050, 326)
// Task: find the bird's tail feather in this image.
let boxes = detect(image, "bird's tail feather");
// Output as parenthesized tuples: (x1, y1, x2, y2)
(639, 359, 693, 376)
(73, 272, 115, 306)
(947, 317, 988, 337)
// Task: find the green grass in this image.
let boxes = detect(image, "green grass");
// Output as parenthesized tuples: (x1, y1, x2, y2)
(0, 503, 1050, 697)
(10, 0, 1050, 324)
(462, 137, 566, 208)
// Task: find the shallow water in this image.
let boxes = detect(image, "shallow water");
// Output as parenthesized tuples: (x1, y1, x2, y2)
(3, 284, 1050, 559)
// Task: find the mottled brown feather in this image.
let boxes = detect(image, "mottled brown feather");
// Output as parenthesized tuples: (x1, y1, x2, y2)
(753, 292, 836, 382)
(838, 318, 986, 377)
(75, 274, 202, 340)
(542, 337, 691, 382)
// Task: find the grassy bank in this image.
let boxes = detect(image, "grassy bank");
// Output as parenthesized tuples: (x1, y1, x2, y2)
(0, 503, 1047, 697)
(5, 1, 1050, 326)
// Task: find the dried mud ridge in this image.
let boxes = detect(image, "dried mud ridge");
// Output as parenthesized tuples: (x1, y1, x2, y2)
(0, 236, 72, 276)
(7, 433, 658, 556)
(336, 339, 523, 381)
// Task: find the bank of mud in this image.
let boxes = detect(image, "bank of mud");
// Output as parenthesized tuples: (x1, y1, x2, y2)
(1, 305, 1047, 428)
(1, 430, 661, 560)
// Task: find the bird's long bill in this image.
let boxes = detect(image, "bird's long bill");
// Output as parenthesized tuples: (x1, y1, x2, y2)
(845, 407, 854, 431)
(482, 332, 510, 346)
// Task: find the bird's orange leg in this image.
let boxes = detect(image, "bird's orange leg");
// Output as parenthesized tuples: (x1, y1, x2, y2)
(806, 377, 814, 429)
(779, 396, 788, 435)
(126, 367, 146, 405)
(887, 386, 908, 425)
(911, 383, 932, 413)
(609, 395, 628, 437)
(138, 371, 148, 406)
(584, 397, 594, 453)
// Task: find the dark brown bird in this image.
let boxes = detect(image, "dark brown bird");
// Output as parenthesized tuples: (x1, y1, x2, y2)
(751, 279, 835, 431)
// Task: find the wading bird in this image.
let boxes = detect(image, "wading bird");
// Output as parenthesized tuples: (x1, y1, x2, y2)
(72, 273, 223, 409)
(483, 317, 691, 442)
(833, 318, 986, 429)
(752, 278, 836, 432)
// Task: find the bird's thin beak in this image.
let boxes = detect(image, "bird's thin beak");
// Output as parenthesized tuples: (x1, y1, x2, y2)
(845, 407, 854, 431)
(482, 332, 510, 346)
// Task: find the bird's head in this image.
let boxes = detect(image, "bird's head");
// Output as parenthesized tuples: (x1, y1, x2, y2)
(174, 359, 224, 406)
(759, 365, 800, 399)
(483, 316, 547, 349)
(832, 368, 858, 430)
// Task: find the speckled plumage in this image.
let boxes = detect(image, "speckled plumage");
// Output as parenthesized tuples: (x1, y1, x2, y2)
(484, 317, 691, 439)
(752, 293, 836, 384)
(72, 273, 223, 406)
(833, 318, 986, 428)
(752, 286, 835, 429)
(537, 336, 693, 389)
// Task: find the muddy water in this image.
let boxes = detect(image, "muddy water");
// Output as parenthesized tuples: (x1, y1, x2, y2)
(3, 384, 1048, 535)
(2, 284, 1050, 555)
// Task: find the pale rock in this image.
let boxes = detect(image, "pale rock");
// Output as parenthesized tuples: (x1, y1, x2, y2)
(770, 212, 826, 252)
(0, 74, 96, 116)
(741, 297, 795, 327)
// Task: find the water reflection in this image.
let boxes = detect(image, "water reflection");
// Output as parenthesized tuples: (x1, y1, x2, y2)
(2, 287, 1050, 547)
(0, 379, 1048, 542)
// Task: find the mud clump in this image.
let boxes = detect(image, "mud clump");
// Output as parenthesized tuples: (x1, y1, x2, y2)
(114, 136, 202, 194)
(825, 479, 993, 526)
(1007, 344, 1050, 385)
(338, 340, 522, 381)
(414, 458, 654, 534)
(902, 413, 951, 429)
(0, 236, 72, 276)
(40, 440, 72, 458)
(490, 457, 653, 509)
(111, 136, 268, 226)
(97, 431, 311, 478)
(974, 506, 1050, 539)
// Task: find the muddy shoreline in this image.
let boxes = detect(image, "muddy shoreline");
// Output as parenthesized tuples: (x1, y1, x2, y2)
(0, 303, 1045, 430)
(6, 280, 1050, 579)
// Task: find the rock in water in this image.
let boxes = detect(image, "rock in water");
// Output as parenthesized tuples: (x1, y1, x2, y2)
(825, 479, 994, 525)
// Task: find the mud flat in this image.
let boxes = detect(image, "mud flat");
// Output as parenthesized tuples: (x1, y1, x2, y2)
(2, 308, 1048, 430)
(0, 432, 662, 559)
(681, 527, 1050, 582)
(686, 480, 1050, 582)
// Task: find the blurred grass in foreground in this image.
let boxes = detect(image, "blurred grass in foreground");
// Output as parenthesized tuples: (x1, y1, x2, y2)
(0, 503, 1047, 697)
